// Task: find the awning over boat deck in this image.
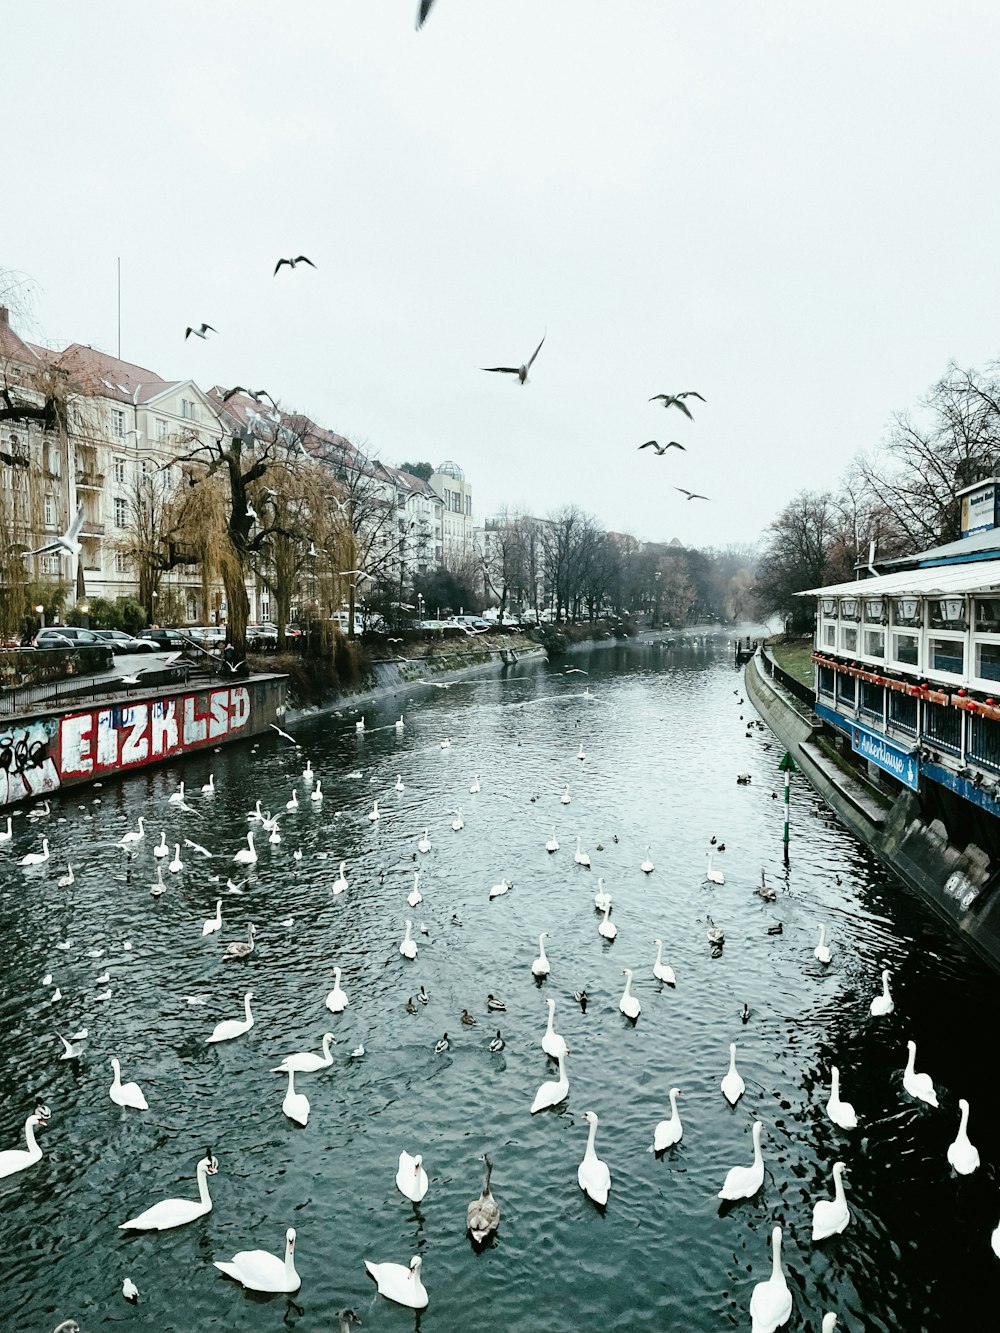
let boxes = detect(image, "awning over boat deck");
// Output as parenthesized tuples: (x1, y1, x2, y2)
(798, 558, 1000, 598)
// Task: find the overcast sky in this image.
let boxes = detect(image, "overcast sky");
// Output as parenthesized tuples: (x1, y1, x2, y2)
(6, 1, 1000, 550)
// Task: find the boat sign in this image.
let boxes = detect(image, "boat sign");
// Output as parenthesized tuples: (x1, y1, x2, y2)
(850, 719, 919, 790)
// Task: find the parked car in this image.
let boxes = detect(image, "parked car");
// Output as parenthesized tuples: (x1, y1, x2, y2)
(137, 627, 193, 652)
(185, 625, 227, 648)
(38, 626, 106, 648)
(247, 623, 279, 647)
(33, 629, 76, 650)
(93, 629, 156, 654)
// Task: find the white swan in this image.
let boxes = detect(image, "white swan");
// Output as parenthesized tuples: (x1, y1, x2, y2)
(653, 1088, 683, 1150)
(57, 1030, 85, 1059)
(814, 923, 831, 964)
(542, 997, 568, 1060)
(395, 1150, 428, 1203)
(546, 828, 559, 853)
(269, 824, 281, 845)
(168, 782, 186, 805)
(116, 818, 145, 847)
(332, 861, 349, 895)
(215, 1226, 300, 1293)
(407, 871, 422, 906)
(812, 1161, 850, 1240)
(202, 774, 215, 794)
(560, 785, 571, 804)
(821, 1317, 838, 1333)
(168, 844, 183, 873)
(364, 1254, 427, 1309)
(719, 1120, 764, 1200)
(721, 1043, 745, 1105)
(223, 922, 256, 959)
(574, 836, 591, 868)
(286, 789, 299, 811)
(395, 714, 405, 731)
(652, 938, 676, 985)
(356, 716, 365, 732)
(369, 800, 380, 821)
(947, 1098, 980, 1174)
(273, 1033, 336, 1074)
(619, 967, 640, 1020)
(440, 737, 451, 748)
(749, 1226, 792, 1333)
(119, 1150, 218, 1230)
(19, 838, 50, 866)
(0, 1105, 51, 1179)
(326, 967, 349, 1013)
(467, 1153, 499, 1243)
(640, 846, 654, 874)
(530, 1048, 569, 1113)
(310, 781, 323, 803)
(489, 877, 511, 899)
(593, 878, 611, 912)
(827, 1065, 857, 1130)
(0, 816, 11, 843)
(532, 931, 551, 977)
(470, 774, 481, 794)
(394, 775, 404, 793)
(153, 830, 168, 859)
(202, 899, 223, 936)
(869, 968, 893, 1016)
(452, 809, 464, 831)
(233, 831, 257, 865)
(598, 901, 617, 940)
(706, 851, 725, 884)
(417, 828, 431, 853)
(282, 1069, 309, 1125)
(903, 1039, 938, 1106)
(109, 1057, 148, 1110)
(577, 1110, 611, 1205)
(399, 919, 417, 960)
(57, 864, 74, 888)
(207, 992, 255, 1043)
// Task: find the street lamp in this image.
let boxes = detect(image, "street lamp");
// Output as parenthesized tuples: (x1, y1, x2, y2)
(78, 601, 90, 630)
(34, 603, 45, 630)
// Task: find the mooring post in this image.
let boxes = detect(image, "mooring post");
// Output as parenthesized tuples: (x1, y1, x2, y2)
(779, 750, 795, 866)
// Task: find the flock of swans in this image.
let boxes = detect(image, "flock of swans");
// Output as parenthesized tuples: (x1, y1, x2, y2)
(3, 661, 1000, 1333)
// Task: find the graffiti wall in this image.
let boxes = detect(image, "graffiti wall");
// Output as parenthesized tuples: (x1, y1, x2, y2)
(1, 685, 254, 806)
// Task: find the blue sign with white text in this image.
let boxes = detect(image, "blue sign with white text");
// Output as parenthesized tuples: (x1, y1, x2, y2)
(850, 720, 919, 790)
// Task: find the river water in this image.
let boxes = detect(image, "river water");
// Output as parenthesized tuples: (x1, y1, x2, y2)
(1, 636, 997, 1333)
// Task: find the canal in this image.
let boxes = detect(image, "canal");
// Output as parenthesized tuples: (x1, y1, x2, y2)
(1, 637, 997, 1332)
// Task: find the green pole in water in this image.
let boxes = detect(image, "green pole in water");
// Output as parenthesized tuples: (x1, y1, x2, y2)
(779, 751, 796, 865)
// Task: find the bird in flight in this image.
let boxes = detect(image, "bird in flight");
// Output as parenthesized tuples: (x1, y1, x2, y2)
(25, 503, 85, 557)
(674, 487, 710, 501)
(482, 333, 546, 385)
(185, 323, 217, 340)
(649, 391, 704, 418)
(416, 0, 437, 27)
(274, 256, 317, 275)
(639, 440, 685, 454)
(340, 570, 372, 580)
(222, 386, 275, 405)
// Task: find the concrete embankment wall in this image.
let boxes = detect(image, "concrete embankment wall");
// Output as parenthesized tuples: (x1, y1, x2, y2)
(1, 674, 285, 809)
(745, 651, 1000, 974)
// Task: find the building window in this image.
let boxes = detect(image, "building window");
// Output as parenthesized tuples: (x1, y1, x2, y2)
(465, 494, 472, 515)
(47, 444, 61, 477)
(974, 641, 1000, 682)
(835, 672, 856, 707)
(863, 629, 885, 659)
(112, 408, 125, 437)
(157, 418, 169, 440)
(928, 636, 965, 676)
(889, 690, 918, 735)
(181, 400, 197, 420)
(44, 495, 54, 526)
(929, 597, 966, 631)
(839, 625, 858, 652)
(41, 554, 58, 575)
(114, 497, 128, 529)
(859, 679, 884, 719)
(822, 622, 836, 647)
(891, 632, 919, 667)
(115, 550, 129, 574)
(113, 456, 126, 484)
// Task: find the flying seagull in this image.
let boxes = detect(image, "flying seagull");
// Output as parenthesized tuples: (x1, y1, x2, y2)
(270, 722, 299, 744)
(340, 569, 372, 580)
(416, 0, 437, 27)
(639, 440, 685, 454)
(25, 503, 85, 557)
(482, 333, 546, 385)
(185, 323, 217, 340)
(648, 394, 701, 418)
(274, 256, 317, 275)
(674, 487, 710, 501)
(222, 386, 275, 404)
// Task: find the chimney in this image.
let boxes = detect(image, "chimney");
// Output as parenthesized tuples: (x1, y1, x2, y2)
(0, 306, 9, 326)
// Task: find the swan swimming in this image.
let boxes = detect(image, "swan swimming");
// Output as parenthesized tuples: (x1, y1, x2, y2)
(814, 923, 832, 964)
(577, 1110, 611, 1205)
(399, 919, 417, 959)
(749, 1226, 792, 1333)
(489, 877, 511, 899)
(394, 776, 404, 793)
(532, 931, 551, 977)
(152, 830, 168, 859)
(233, 831, 258, 865)
(223, 922, 256, 959)
(56, 864, 74, 888)
(395, 1150, 429, 1203)
(470, 774, 481, 794)
(869, 968, 893, 1016)
(215, 1226, 300, 1293)
(652, 938, 676, 985)
(467, 1153, 500, 1243)
(598, 901, 617, 940)
(546, 828, 560, 853)
(452, 809, 464, 831)
(19, 838, 50, 866)
(812, 1161, 850, 1240)
(574, 836, 591, 868)
(721, 1042, 745, 1105)
(619, 967, 640, 1020)
(119, 1150, 218, 1230)
(417, 828, 431, 853)
(719, 1120, 764, 1200)
(542, 997, 568, 1060)
(530, 1048, 569, 1113)
(946, 1098, 980, 1174)
(0, 1104, 51, 1179)
(407, 871, 422, 906)
(207, 992, 254, 1043)
(826, 1065, 858, 1129)
(116, 818, 145, 847)
(310, 781, 323, 803)
(653, 1088, 683, 1151)
(109, 1056, 148, 1110)
(903, 1038, 938, 1106)
(282, 1069, 309, 1126)
(168, 844, 183, 873)
(594, 877, 611, 911)
(705, 850, 725, 884)
(272, 1032, 336, 1074)
(332, 861, 349, 894)
(560, 785, 571, 804)
(369, 799, 380, 821)
(364, 1254, 427, 1309)
(640, 846, 654, 874)
(326, 967, 349, 1013)
(202, 900, 223, 936)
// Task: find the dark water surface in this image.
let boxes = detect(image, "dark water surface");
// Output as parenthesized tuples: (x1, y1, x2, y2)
(2, 638, 998, 1332)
